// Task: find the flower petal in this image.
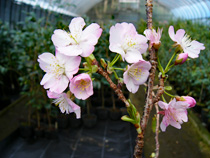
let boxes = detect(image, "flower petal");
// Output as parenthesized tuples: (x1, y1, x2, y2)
(82, 23, 102, 45)
(158, 101, 168, 110)
(185, 40, 205, 58)
(51, 29, 72, 47)
(109, 44, 125, 59)
(67, 99, 81, 119)
(125, 50, 143, 63)
(170, 120, 181, 129)
(160, 116, 168, 132)
(69, 17, 85, 41)
(49, 75, 69, 94)
(123, 72, 139, 93)
(57, 45, 83, 56)
(168, 26, 175, 41)
(47, 90, 60, 99)
(175, 29, 185, 43)
(65, 56, 81, 79)
(40, 73, 55, 86)
(79, 42, 95, 57)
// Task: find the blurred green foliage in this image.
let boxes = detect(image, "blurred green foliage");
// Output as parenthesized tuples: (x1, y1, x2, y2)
(0, 12, 70, 120)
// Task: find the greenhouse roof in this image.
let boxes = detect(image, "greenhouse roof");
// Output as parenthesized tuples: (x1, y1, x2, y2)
(15, 0, 210, 21)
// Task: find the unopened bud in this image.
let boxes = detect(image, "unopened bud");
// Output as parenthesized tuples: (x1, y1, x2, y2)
(100, 58, 107, 68)
(175, 96, 196, 108)
(153, 42, 161, 50)
(175, 53, 188, 65)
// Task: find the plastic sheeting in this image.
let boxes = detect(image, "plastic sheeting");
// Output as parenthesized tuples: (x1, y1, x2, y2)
(15, 0, 102, 16)
(1, 119, 137, 158)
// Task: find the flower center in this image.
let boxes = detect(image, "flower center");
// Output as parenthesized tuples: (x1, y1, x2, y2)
(77, 79, 90, 91)
(180, 34, 191, 49)
(49, 60, 65, 79)
(122, 35, 136, 51)
(129, 67, 143, 80)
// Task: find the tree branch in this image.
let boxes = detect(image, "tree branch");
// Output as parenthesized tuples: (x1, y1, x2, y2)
(134, 0, 156, 157)
(92, 59, 130, 107)
(154, 103, 160, 158)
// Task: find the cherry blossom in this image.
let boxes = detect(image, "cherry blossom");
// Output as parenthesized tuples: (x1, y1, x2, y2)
(47, 91, 81, 118)
(109, 22, 148, 63)
(123, 60, 151, 93)
(70, 73, 93, 100)
(51, 17, 102, 57)
(38, 51, 81, 94)
(158, 99, 189, 132)
(168, 26, 205, 58)
(144, 28, 162, 49)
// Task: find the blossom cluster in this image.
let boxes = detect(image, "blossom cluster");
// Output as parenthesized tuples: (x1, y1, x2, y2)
(38, 16, 204, 134)
(38, 17, 102, 118)
(38, 17, 153, 117)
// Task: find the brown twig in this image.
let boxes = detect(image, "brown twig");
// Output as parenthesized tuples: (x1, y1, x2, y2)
(154, 103, 160, 158)
(153, 77, 165, 104)
(92, 59, 130, 107)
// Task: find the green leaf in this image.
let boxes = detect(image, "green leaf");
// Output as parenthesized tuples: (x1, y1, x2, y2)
(165, 86, 172, 91)
(121, 115, 136, 124)
(152, 116, 157, 133)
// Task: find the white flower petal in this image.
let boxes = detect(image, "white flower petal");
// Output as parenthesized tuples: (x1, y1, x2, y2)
(51, 29, 72, 47)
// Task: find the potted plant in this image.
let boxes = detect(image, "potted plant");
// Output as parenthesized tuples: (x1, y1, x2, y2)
(109, 90, 121, 120)
(96, 84, 109, 120)
(82, 99, 97, 128)
(69, 113, 82, 128)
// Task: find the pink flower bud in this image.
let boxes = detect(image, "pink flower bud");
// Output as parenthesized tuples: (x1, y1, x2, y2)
(175, 53, 188, 65)
(182, 96, 196, 108)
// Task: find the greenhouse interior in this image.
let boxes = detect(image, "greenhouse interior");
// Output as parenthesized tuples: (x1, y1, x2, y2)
(0, 0, 210, 158)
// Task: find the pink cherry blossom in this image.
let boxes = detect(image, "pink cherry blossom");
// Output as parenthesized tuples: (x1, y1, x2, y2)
(109, 22, 148, 63)
(51, 17, 102, 57)
(158, 99, 189, 132)
(175, 53, 188, 65)
(168, 26, 205, 58)
(70, 73, 93, 100)
(123, 60, 151, 93)
(47, 91, 81, 118)
(38, 51, 81, 94)
(144, 28, 162, 48)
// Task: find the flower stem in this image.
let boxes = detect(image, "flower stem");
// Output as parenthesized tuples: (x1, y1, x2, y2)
(79, 68, 88, 71)
(113, 67, 124, 71)
(113, 70, 119, 80)
(161, 95, 167, 103)
(164, 91, 175, 98)
(163, 52, 176, 76)
(157, 55, 164, 74)
(110, 54, 120, 66)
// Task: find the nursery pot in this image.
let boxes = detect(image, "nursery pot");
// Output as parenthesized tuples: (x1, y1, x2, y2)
(34, 127, 44, 139)
(45, 127, 58, 139)
(57, 114, 69, 129)
(82, 114, 97, 128)
(69, 114, 82, 128)
(109, 108, 121, 120)
(96, 107, 108, 120)
(19, 123, 33, 139)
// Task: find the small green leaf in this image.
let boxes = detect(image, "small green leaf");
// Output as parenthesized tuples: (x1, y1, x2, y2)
(121, 115, 136, 124)
(152, 116, 157, 133)
(165, 86, 172, 91)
